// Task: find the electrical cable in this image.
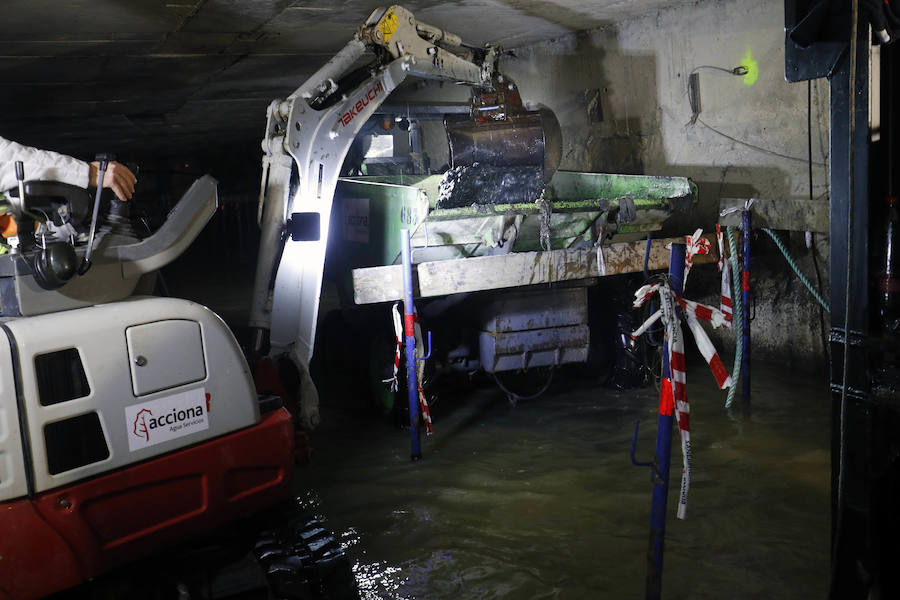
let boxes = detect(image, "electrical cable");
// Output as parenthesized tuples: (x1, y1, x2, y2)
(839, 0, 858, 549)
(829, 2, 859, 596)
(686, 63, 826, 165)
(685, 68, 748, 124)
(690, 65, 748, 76)
(491, 368, 555, 404)
(697, 118, 828, 166)
(808, 80, 830, 378)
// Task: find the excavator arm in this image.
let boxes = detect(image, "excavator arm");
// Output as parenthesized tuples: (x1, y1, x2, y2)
(249, 6, 499, 368)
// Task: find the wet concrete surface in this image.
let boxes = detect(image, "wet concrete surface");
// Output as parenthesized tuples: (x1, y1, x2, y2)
(295, 364, 830, 599)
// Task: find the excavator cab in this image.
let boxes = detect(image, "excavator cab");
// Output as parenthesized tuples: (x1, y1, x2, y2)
(1, 181, 90, 290)
(0, 173, 218, 317)
(0, 170, 299, 599)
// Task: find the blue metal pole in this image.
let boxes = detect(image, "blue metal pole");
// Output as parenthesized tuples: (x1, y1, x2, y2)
(741, 210, 751, 411)
(646, 242, 686, 600)
(400, 229, 422, 461)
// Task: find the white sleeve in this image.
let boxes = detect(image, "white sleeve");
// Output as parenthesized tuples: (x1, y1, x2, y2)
(0, 136, 91, 192)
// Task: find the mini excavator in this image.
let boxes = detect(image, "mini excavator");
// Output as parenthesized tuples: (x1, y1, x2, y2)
(0, 6, 561, 598)
(249, 5, 561, 411)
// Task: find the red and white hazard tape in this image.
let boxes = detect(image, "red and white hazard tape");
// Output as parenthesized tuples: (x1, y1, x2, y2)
(668, 318, 691, 520)
(418, 384, 434, 434)
(716, 225, 733, 326)
(634, 284, 732, 389)
(384, 302, 402, 392)
(632, 278, 732, 519)
(716, 224, 725, 273)
(684, 314, 732, 390)
(674, 296, 730, 331)
(683, 228, 711, 285)
(632, 282, 663, 311)
(412, 310, 434, 435)
(385, 302, 435, 435)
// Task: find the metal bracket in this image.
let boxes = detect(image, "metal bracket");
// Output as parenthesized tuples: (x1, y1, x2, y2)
(418, 330, 432, 361)
(829, 327, 869, 347)
(629, 420, 659, 478)
(829, 384, 869, 400)
(829, 327, 871, 402)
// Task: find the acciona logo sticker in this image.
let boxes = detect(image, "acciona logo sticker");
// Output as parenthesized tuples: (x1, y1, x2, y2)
(125, 388, 209, 451)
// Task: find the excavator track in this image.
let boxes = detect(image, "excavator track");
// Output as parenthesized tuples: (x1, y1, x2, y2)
(252, 499, 359, 600)
(56, 498, 359, 600)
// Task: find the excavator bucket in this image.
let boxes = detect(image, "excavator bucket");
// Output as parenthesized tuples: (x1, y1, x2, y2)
(444, 75, 562, 182)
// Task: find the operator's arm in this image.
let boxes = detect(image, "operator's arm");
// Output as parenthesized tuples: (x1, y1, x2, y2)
(1, 136, 136, 200)
(1, 135, 90, 190)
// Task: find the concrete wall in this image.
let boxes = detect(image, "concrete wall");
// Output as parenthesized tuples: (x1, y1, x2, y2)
(497, 0, 831, 371)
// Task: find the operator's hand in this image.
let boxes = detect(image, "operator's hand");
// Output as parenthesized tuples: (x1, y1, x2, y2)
(88, 161, 137, 201)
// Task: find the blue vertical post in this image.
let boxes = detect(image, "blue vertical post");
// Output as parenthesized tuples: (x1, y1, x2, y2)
(646, 242, 686, 600)
(401, 229, 422, 461)
(741, 210, 751, 411)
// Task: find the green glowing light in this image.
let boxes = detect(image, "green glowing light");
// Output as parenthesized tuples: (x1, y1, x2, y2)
(742, 49, 759, 86)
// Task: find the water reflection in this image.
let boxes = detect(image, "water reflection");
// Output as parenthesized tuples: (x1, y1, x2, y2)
(298, 364, 829, 599)
(354, 559, 409, 600)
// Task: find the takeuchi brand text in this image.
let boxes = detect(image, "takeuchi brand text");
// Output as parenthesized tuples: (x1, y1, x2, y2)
(339, 82, 384, 127)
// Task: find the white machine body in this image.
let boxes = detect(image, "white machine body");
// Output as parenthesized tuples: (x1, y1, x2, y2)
(0, 297, 259, 502)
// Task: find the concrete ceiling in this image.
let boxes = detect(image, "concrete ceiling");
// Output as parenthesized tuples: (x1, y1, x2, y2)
(0, 0, 687, 169)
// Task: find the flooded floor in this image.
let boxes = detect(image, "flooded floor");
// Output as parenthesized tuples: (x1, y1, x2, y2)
(296, 365, 830, 600)
(160, 253, 830, 598)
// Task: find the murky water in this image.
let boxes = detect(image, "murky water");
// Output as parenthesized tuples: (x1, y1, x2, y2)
(296, 365, 830, 600)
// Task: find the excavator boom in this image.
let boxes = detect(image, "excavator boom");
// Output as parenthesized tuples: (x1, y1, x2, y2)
(249, 6, 559, 409)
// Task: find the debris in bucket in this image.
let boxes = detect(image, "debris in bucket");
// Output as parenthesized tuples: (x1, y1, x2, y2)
(436, 163, 545, 209)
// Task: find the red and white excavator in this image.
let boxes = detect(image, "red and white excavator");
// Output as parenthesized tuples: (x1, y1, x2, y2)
(0, 6, 557, 598)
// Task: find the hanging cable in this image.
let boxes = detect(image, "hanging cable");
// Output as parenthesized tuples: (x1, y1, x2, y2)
(491, 369, 555, 404)
(838, 0, 859, 533)
(690, 65, 749, 76)
(809, 80, 830, 377)
(829, 2, 859, 596)
(697, 118, 828, 165)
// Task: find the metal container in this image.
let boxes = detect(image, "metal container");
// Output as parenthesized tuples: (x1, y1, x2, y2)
(332, 170, 695, 268)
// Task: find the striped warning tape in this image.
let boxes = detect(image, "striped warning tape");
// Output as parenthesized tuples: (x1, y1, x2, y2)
(632, 278, 732, 519)
(384, 302, 402, 392)
(386, 302, 434, 434)
(684, 228, 712, 285)
(716, 225, 733, 326)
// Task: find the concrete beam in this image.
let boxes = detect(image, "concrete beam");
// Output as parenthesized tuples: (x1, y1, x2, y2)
(352, 234, 715, 304)
(719, 198, 829, 233)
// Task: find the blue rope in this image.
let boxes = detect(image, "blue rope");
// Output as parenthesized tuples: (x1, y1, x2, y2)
(643, 233, 662, 347)
(643, 232, 653, 278)
(760, 228, 830, 312)
(726, 226, 742, 409)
